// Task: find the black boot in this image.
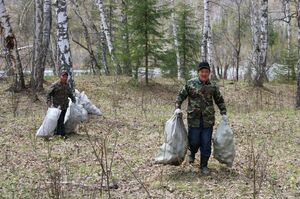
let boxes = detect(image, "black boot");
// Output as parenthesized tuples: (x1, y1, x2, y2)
(200, 155, 210, 176)
(188, 152, 195, 164)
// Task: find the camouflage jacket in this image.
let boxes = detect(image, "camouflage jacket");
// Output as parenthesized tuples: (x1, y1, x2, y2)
(47, 81, 76, 110)
(176, 78, 226, 128)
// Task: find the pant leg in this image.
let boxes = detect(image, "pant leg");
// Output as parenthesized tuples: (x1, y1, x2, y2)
(188, 127, 201, 154)
(199, 126, 213, 157)
(56, 110, 67, 136)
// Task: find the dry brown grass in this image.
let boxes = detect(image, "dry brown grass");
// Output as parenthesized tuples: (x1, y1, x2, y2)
(0, 76, 299, 198)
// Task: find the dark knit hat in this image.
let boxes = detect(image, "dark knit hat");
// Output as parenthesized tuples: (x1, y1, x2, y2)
(198, 62, 210, 71)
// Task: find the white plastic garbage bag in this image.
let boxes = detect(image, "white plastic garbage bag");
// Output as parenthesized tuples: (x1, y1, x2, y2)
(213, 117, 235, 167)
(36, 107, 61, 137)
(64, 98, 88, 133)
(79, 91, 103, 116)
(74, 89, 103, 116)
(154, 113, 188, 165)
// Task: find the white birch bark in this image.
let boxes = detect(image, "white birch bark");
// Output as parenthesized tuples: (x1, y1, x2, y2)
(100, 23, 110, 75)
(56, 0, 75, 90)
(0, 0, 25, 90)
(249, 0, 261, 86)
(171, 0, 181, 80)
(208, 27, 217, 79)
(201, 0, 209, 61)
(95, 0, 121, 74)
(257, 0, 268, 86)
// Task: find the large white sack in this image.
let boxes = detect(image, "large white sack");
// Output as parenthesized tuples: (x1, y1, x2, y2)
(213, 117, 235, 167)
(36, 107, 61, 137)
(64, 98, 88, 133)
(79, 91, 102, 116)
(154, 113, 188, 165)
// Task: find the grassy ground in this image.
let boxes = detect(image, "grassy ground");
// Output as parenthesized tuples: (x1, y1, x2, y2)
(0, 76, 299, 199)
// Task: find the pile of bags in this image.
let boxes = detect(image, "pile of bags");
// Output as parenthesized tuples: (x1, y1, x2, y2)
(213, 117, 235, 167)
(36, 89, 102, 137)
(154, 113, 188, 166)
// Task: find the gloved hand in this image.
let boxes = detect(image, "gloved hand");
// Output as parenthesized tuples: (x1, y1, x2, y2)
(222, 114, 228, 122)
(174, 108, 182, 115)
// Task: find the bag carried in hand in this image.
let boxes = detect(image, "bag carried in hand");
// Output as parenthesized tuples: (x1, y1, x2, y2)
(36, 107, 61, 137)
(213, 117, 235, 167)
(64, 98, 88, 133)
(154, 113, 188, 166)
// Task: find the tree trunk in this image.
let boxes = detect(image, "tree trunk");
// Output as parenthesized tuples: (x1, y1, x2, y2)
(201, 0, 209, 61)
(208, 27, 217, 80)
(235, 0, 242, 81)
(100, 23, 109, 75)
(253, 0, 268, 87)
(71, 0, 99, 74)
(82, 2, 108, 75)
(95, 0, 121, 75)
(56, 0, 75, 91)
(121, 0, 131, 76)
(285, 0, 291, 55)
(39, 0, 52, 86)
(0, 0, 25, 90)
(145, 25, 149, 85)
(171, 0, 181, 80)
(32, 0, 44, 91)
(296, 0, 300, 108)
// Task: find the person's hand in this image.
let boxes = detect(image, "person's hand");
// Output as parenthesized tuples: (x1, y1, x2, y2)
(222, 114, 228, 122)
(174, 108, 182, 115)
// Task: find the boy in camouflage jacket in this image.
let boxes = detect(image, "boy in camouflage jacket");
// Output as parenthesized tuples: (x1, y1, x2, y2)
(175, 62, 227, 175)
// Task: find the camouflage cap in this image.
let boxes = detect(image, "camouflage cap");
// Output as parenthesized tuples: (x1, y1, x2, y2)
(60, 70, 68, 76)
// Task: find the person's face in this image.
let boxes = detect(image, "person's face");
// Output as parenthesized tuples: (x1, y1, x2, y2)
(60, 74, 68, 83)
(198, 69, 210, 82)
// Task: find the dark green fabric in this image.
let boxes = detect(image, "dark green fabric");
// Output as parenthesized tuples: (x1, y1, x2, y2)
(47, 81, 76, 110)
(176, 77, 226, 128)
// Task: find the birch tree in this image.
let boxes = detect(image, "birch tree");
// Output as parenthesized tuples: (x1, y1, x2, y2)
(40, 0, 52, 81)
(253, 0, 268, 87)
(285, 0, 291, 55)
(296, 0, 300, 108)
(32, 0, 52, 91)
(82, 2, 109, 75)
(247, 0, 260, 83)
(70, 0, 99, 74)
(95, 0, 121, 75)
(201, 0, 209, 61)
(0, 0, 25, 90)
(171, 0, 182, 80)
(201, 0, 217, 79)
(56, 0, 75, 90)
(32, 0, 43, 90)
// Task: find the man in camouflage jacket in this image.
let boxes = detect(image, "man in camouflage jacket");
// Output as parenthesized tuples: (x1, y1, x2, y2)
(175, 62, 227, 175)
(47, 70, 76, 138)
